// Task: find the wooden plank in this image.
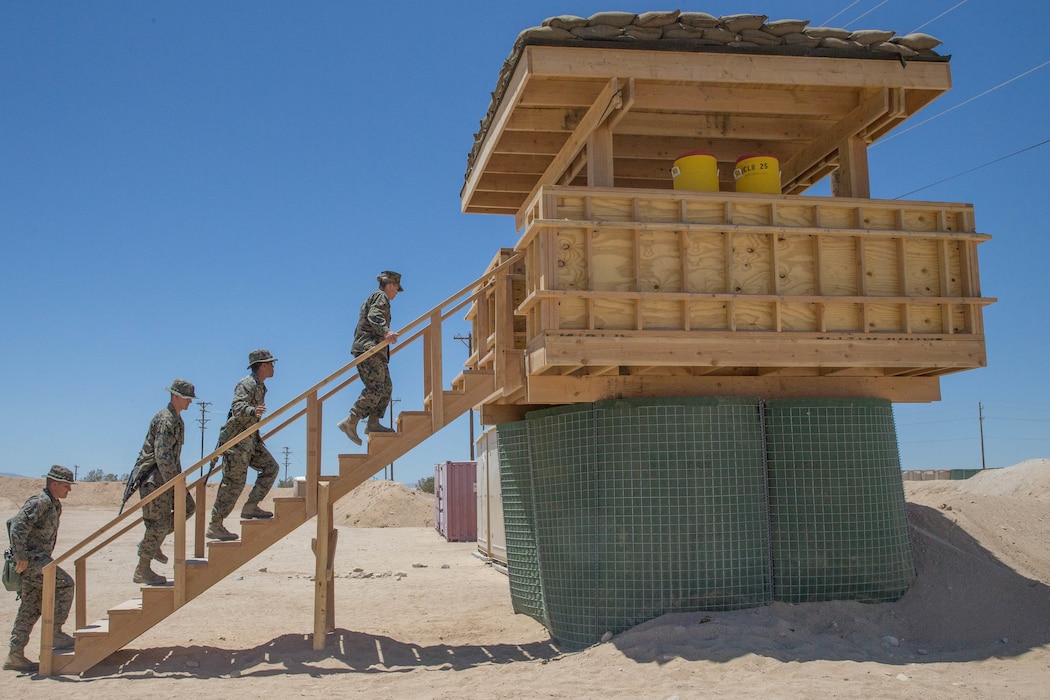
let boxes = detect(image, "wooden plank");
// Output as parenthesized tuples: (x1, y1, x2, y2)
(526, 373, 942, 403)
(523, 46, 953, 90)
(528, 331, 987, 371)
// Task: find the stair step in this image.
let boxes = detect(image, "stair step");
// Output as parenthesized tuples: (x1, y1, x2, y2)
(77, 618, 111, 637)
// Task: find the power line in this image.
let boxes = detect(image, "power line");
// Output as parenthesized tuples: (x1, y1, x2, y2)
(911, 0, 970, 33)
(842, 0, 892, 29)
(877, 59, 1050, 146)
(893, 137, 1050, 199)
(822, 0, 863, 26)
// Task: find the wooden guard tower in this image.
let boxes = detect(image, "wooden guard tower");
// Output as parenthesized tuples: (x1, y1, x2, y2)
(460, 31, 994, 424)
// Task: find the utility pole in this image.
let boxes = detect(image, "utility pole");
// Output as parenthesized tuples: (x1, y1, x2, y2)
(282, 446, 291, 483)
(387, 397, 401, 480)
(195, 401, 212, 459)
(454, 332, 475, 460)
(978, 401, 986, 469)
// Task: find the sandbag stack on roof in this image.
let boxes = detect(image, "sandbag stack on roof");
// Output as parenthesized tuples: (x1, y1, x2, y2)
(520, 11, 942, 58)
(466, 11, 945, 186)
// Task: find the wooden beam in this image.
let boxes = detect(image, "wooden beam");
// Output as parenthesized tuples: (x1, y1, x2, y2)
(527, 331, 987, 372)
(833, 136, 871, 198)
(523, 45, 953, 91)
(524, 373, 942, 403)
(514, 77, 629, 230)
(781, 88, 888, 190)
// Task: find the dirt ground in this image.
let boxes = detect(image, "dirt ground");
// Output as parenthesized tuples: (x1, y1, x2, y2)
(2, 463, 1050, 699)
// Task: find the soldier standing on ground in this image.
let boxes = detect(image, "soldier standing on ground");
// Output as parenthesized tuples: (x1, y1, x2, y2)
(131, 379, 198, 585)
(4, 465, 76, 673)
(207, 349, 281, 541)
(338, 271, 403, 445)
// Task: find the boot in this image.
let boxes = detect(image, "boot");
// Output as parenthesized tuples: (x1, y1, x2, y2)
(241, 502, 273, 520)
(3, 649, 37, 673)
(133, 556, 166, 586)
(364, 415, 395, 434)
(52, 629, 75, 651)
(206, 521, 239, 541)
(154, 548, 168, 564)
(337, 415, 362, 445)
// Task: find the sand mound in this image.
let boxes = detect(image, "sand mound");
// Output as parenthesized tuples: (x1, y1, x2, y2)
(0, 475, 435, 527)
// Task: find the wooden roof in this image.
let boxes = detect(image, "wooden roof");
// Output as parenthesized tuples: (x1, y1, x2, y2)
(461, 35, 952, 221)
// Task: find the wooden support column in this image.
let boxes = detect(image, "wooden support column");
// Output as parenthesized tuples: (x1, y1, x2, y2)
(832, 136, 871, 198)
(587, 123, 614, 187)
(312, 481, 336, 650)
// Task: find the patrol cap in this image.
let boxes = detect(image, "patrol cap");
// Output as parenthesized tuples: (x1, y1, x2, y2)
(378, 270, 404, 291)
(165, 378, 197, 400)
(247, 348, 278, 369)
(45, 465, 75, 484)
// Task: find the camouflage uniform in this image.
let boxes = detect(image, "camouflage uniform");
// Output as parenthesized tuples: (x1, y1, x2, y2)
(7, 487, 74, 654)
(211, 370, 279, 522)
(350, 289, 394, 421)
(134, 402, 196, 560)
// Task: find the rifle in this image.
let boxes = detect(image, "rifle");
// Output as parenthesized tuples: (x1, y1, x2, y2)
(119, 463, 157, 515)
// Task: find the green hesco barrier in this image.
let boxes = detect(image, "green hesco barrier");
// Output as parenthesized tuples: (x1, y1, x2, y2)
(502, 398, 770, 650)
(496, 421, 548, 627)
(765, 398, 915, 603)
(524, 404, 598, 648)
(592, 398, 771, 637)
(497, 396, 915, 649)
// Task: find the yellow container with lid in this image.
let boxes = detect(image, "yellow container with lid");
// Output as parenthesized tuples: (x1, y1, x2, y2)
(671, 151, 719, 191)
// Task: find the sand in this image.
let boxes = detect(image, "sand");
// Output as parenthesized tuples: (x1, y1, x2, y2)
(2, 463, 1050, 698)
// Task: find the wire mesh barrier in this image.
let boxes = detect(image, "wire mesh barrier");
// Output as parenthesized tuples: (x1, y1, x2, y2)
(498, 397, 913, 650)
(766, 398, 915, 604)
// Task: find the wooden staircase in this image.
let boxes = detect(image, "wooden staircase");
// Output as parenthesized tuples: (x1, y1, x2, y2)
(48, 368, 496, 675)
(36, 257, 523, 676)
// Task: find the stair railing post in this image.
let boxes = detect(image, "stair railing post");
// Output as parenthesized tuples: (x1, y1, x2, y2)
(194, 478, 207, 559)
(312, 480, 333, 650)
(174, 477, 188, 608)
(306, 391, 321, 517)
(38, 565, 56, 675)
(74, 559, 86, 631)
(428, 310, 444, 431)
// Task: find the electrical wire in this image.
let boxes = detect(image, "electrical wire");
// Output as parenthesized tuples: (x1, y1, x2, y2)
(893, 138, 1050, 199)
(822, 0, 864, 26)
(842, 0, 893, 28)
(911, 0, 970, 33)
(878, 59, 1050, 145)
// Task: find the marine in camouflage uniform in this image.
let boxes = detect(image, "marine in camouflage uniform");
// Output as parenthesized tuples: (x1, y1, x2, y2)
(4, 465, 76, 673)
(337, 271, 403, 445)
(207, 349, 280, 541)
(131, 379, 198, 585)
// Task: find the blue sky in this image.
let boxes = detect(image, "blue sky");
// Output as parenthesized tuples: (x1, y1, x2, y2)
(2, 1, 1048, 486)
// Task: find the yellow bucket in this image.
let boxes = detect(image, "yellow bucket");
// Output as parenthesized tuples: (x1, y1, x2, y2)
(671, 151, 719, 191)
(733, 155, 781, 194)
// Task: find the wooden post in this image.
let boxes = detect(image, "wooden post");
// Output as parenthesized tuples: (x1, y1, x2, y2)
(74, 559, 87, 630)
(194, 479, 207, 559)
(174, 478, 187, 608)
(832, 136, 870, 198)
(39, 565, 55, 675)
(306, 391, 321, 517)
(312, 481, 334, 650)
(428, 310, 444, 431)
